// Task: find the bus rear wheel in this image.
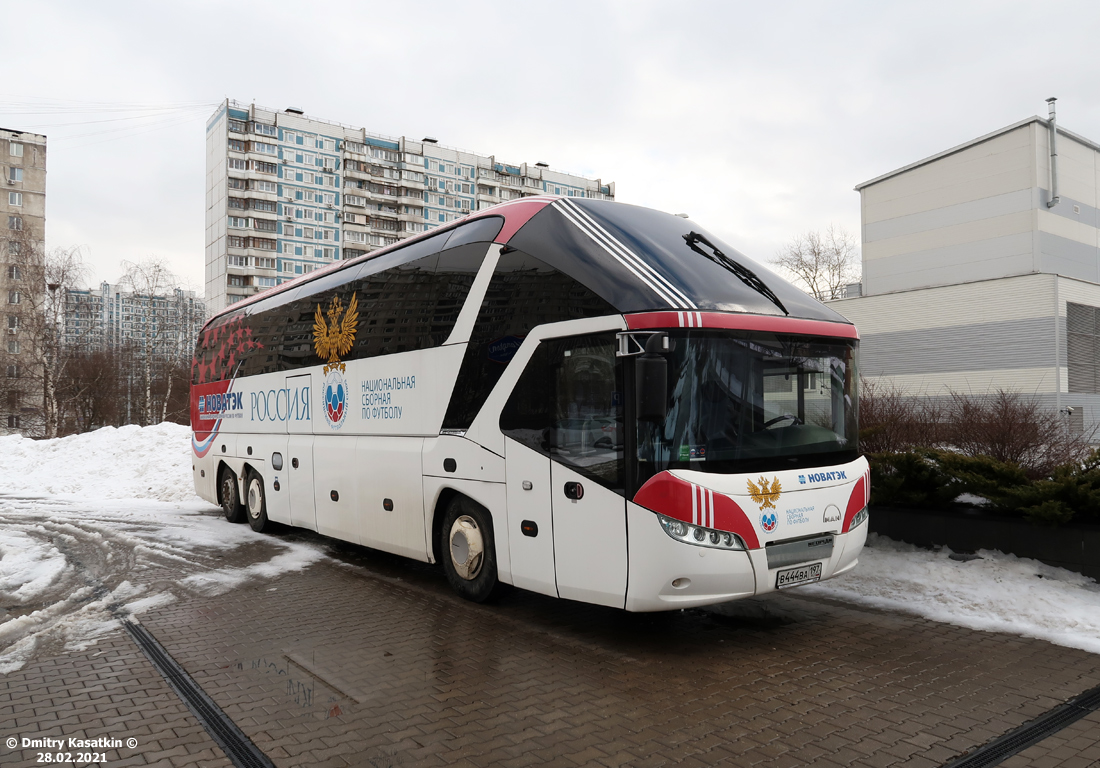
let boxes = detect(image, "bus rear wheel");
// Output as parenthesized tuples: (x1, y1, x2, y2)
(246, 471, 271, 533)
(219, 468, 245, 524)
(442, 497, 498, 603)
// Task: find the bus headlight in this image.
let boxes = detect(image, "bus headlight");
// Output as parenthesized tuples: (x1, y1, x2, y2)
(851, 507, 869, 529)
(658, 513, 745, 551)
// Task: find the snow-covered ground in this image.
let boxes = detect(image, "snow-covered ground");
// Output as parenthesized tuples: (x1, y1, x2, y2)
(805, 535, 1100, 654)
(0, 423, 325, 672)
(0, 424, 1098, 672)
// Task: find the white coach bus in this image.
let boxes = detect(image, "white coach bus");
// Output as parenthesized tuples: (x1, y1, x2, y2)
(191, 197, 869, 611)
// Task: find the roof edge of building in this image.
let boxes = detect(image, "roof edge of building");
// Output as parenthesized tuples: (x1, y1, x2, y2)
(832, 271, 1062, 301)
(853, 116, 1100, 192)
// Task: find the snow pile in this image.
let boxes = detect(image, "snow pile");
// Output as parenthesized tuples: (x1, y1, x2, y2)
(806, 534, 1100, 654)
(0, 527, 70, 603)
(0, 422, 199, 502)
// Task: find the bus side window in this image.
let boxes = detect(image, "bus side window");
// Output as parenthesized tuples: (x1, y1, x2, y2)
(348, 242, 486, 360)
(501, 334, 624, 493)
(445, 250, 617, 430)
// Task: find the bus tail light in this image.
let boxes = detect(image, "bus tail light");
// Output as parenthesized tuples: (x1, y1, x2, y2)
(658, 513, 745, 551)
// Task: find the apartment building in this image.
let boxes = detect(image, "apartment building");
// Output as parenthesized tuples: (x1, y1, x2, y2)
(1, 128, 46, 436)
(62, 282, 206, 360)
(205, 100, 615, 313)
(833, 105, 1100, 435)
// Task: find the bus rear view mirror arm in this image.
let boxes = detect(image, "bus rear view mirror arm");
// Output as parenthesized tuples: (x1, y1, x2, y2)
(636, 332, 670, 423)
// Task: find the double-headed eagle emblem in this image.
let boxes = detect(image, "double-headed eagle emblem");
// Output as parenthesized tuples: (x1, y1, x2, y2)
(747, 476, 782, 510)
(313, 293, 359, 374)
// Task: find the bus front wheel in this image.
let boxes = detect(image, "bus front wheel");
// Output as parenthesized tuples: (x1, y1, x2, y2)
(219, 468, 245, 524)
(442, 497, 498, 603)
(246, 471, 271, 533)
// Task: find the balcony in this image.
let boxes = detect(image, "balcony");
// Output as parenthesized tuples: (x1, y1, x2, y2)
(343, 167, 372, 182)
(238, 188, 279, 203)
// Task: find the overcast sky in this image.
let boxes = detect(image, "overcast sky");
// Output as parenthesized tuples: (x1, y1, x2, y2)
(5, 0, 1100, 294)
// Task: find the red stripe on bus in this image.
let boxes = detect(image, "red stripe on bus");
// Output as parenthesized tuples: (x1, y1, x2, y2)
(634, 472, 761, 549)
(842, 476, 867, 533)
(625, 312, 859, 339)
(491, 199, 554, 244)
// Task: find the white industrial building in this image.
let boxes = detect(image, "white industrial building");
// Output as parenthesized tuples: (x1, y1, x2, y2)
(833, 102, 1100, 433)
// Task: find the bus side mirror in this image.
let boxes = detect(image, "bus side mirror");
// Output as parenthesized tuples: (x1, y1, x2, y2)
(636, 333, 669, 423)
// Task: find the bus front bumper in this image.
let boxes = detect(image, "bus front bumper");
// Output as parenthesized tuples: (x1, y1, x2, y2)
(624, 503, 868, 612)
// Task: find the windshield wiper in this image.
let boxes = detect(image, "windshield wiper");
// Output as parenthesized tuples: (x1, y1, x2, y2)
(683, 231, 788, 316)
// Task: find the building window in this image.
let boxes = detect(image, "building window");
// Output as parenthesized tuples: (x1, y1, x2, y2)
(228, 138, 246, 152)
(257, 277, 276, 288)
(228, 158, 247, 171)
(9, 143, 23, 157)
(7, 316, 17, 329)
(1068, 302, 1100, 393)
(228, 177, 246, 190)
(9, 168, 23, 183)
(7, 217, 20, 232)
(6, 364, 18, 378)
(7, 415, 19, 429)
(8, 266, 19, 280)
(8, 192, 21, 207)
(7, 290, 19, 304)
(7, 340, 17, 354)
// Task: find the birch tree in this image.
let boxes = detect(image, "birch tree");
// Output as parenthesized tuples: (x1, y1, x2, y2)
(0, 231, 88, 438)
(118, 258, 200, 425)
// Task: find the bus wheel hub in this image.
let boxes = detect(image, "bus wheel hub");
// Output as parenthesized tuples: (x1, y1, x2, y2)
(449, 515, 484, 580)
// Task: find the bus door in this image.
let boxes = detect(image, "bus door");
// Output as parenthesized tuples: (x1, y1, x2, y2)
(503, 438, 556, 597)
(285, 374, 316, 531)
(501, 333, 628, 608)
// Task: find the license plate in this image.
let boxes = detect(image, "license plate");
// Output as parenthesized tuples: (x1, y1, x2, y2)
(776, 562, 822, 589)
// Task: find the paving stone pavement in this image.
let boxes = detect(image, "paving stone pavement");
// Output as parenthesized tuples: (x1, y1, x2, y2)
(2, 529, 1100, 767)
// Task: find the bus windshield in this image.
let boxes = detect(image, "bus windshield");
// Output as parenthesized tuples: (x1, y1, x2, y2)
(637, 330, 858, 480)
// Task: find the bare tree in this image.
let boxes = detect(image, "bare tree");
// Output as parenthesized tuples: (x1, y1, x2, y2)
(118, 258, 201, 425)
(0, 228, 89, 438)
(774, 225, 860, 301)
(946, 389, 1096, 479)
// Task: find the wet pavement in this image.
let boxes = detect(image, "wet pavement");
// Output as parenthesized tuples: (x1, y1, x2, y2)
(2, 518, 1100, 767)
